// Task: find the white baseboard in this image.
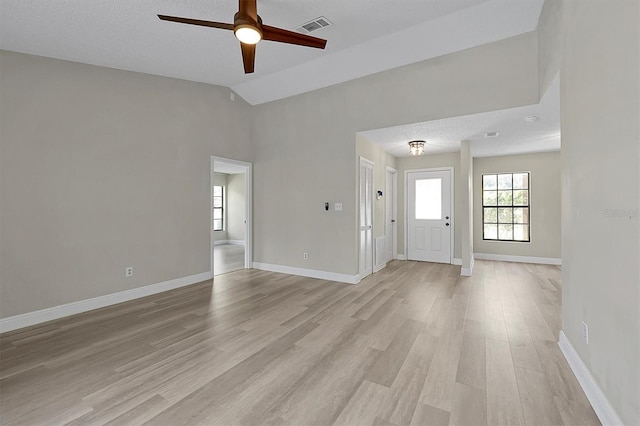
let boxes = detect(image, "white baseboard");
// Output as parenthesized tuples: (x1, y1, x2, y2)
(373, 262, 387, 273)
(396, 254, 407, 260)
(252, 262, 359, 285)
(558, 331, 623, 426)
(214, 240, 245, 246)
(473, 253, 561, 265)
(452, 258, 462, 266)
(461, 256, 475, 276)
(0, 271, 213, 334)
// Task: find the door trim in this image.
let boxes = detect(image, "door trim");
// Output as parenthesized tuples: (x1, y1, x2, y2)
(385, 166, 398, 261)
(359, 156, 374, 279)
(404, 167, 454, 264)
(211, 156, 253, 276)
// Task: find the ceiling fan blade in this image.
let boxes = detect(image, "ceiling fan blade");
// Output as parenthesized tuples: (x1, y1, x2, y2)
(158, 15, 234, 30)
(262, 25, 327, 49)
(239, 0, 258, 21)
(241, 43, 256, 74)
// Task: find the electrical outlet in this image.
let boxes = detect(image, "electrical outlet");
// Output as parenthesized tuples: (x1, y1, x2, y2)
(303, 252, 309, 260)
(582, 321, 589, 344)
(125, 266, 134, 278)
(334, 202, 343, 211)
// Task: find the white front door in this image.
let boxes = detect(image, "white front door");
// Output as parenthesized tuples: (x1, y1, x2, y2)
(359, 157, 374, 278)
(385, 167, 397, 262)
(407, 169, 452, 263)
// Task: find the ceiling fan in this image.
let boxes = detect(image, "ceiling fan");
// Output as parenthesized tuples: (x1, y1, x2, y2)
(158, 0, 328, 74)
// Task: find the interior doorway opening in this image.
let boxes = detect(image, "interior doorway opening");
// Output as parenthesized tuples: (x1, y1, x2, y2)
(211, 157, 252, 276)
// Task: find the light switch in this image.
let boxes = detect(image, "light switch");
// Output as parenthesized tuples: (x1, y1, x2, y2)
(334, 202, 343, 211)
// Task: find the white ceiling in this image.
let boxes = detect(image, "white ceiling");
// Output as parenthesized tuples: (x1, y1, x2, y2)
(0, 0, 544, 105)
(359, 75, 560, 158)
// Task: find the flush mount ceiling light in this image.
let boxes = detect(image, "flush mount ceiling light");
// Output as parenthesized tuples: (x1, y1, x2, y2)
(234, 24, 262, 44)
(408, 140, 426, 156)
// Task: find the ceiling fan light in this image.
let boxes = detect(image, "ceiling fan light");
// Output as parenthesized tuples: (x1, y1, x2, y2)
(408, 140, 425, 156)
(235, 26, 262, 44)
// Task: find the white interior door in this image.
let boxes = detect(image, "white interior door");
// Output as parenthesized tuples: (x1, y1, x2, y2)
(359, 158, 374, 278)
(385, 167, 397, 262)
(407, 169, 452, 263)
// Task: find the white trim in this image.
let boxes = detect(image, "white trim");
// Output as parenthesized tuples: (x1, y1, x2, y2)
(452, 257, 462, 266)
(373, 262, 387, 273)
(558, 331, 623, 426)
(385, 166, 398, 262)
(473, 253, 561, 265)
(461, 256, 474, 276)
(252, 262, 360, 285)
(0, 272, 212, 334)
(404, 166, 455, 264)
(214, 240, 246, 246)
(396, 254, 407, 260)
(359, 156, 375, 280)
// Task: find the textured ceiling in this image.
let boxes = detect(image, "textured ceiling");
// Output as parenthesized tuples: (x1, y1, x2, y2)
(0, 0, 544, 105)
(360, 76, 561, 158)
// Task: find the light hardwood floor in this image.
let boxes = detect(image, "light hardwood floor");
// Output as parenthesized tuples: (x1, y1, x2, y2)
(0, 260, 600, 425)
(213, 244, 245, 276)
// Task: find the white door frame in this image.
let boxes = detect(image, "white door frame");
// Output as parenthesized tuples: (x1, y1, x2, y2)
(404, 166, 454, 264)
(211, 156, 253, 276)
(359, 156, 374, 279)
(385, 166, 398, 261)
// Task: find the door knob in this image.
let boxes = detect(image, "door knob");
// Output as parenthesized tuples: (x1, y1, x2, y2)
(446, 223, 450, 226)
(446, 216, 450, 220)
(391, 220, 396, 223)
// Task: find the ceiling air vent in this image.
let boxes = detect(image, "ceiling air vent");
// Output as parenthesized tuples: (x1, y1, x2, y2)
(484, 131, 501, 138)
(296, 17, 332, 34)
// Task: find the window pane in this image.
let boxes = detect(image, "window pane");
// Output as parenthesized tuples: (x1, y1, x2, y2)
(213, 209, 222, 219)
(483, 190, 497, 206)
(484, 207, 497, 223)
(213, 186, 222, 196)
(498, 174, 512, 189)
(513, 207, 529, 224)
(213, 197, 222, 208)
(513, 190, 528, 206)
(415, 178, 441, 220)
(497, 190, 513, 206)
(514, 224, 529, 241)
(498, 208, 513, 223)
(498, 224, 513, 240)
(513, 173, 529, 189)
(213, 219, 223, 231)
(483, 175, 497, 190)
(484, 224, 497, 240)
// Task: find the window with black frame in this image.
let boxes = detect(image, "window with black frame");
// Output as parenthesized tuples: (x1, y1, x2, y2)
(482, 172, 530, 242)
(213, 185, 224, 231)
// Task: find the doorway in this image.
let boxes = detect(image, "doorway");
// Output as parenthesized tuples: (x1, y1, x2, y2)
(211, 157, 252, 276)
(406, 168, 453, 264)
(385, 166, 397, 262)
(359, 157, 374, 279)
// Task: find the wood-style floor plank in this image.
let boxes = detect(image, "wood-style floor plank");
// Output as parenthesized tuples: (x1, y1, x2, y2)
(0, 260, 600, 426)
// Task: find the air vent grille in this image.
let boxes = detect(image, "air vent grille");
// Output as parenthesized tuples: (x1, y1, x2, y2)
(296, 16, 332, 34)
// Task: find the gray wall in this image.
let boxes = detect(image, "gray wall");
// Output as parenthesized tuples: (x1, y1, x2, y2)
(559, 0, 639, 423)
(252, 32, 539, 274)
(0, 51, 252, 317)
(473, 152, 561, 259)
(227, 173, 246, 242)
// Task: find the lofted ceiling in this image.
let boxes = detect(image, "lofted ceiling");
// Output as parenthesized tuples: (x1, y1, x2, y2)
(1, 0, 544, 105)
